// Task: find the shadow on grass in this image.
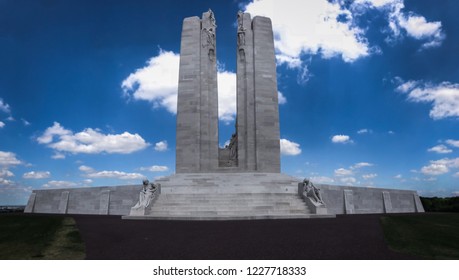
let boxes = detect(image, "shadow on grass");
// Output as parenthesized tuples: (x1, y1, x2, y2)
(381, 213, 459, 259)
(0, 214, 85, 260)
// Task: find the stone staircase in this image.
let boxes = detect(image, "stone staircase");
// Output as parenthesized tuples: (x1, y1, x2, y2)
(124, 173, 335, 220)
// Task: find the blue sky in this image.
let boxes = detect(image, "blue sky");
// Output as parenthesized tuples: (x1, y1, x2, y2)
(1, 0, 459, 205)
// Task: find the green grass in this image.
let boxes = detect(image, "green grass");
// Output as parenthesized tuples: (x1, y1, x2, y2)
(381, 213, 459, 259)
(0, 214, 85, 260)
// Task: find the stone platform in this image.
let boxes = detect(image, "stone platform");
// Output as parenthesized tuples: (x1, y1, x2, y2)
(25, 173, 424, 219)
(123, 173, 334, 220)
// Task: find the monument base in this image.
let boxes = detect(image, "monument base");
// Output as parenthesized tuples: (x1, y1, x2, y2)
(24, 173, 424, 219)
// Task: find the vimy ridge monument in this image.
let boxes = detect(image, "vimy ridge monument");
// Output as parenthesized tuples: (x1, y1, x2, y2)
(24, 10, 424, 219)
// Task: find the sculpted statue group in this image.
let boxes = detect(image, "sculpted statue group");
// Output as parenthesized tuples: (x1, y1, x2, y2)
(302, 179, 325, 205)
(132, 179, 160, 209)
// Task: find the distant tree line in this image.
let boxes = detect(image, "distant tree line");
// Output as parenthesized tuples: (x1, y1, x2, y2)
(421, 197, 459, 212)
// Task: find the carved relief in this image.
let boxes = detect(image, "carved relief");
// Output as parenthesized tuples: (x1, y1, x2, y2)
(237, 11, 246, 48)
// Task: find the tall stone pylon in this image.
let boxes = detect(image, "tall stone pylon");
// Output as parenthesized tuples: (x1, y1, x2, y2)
(176, 10, 280, 173)
(236, 13, 280, 173)
(176, 9, 219, 173)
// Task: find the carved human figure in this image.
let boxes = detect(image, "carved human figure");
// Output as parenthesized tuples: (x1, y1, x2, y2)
(302, 179, 325, 205)
(208, 8, 216, 28)
(132, 179, 157, 209)
(228, 133, 238, 160)
(237, 11, 246, 47)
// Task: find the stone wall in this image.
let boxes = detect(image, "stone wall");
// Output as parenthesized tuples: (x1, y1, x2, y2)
(25, 185, 140, 216)
(317, 184, 424, 215)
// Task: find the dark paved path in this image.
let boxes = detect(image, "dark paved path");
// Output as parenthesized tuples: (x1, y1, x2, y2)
(72, 214, 416, 260)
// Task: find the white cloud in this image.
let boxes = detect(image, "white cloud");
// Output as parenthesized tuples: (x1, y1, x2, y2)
(122, 50, 239, 123)
(362, 173, 377, 180)
(396, 80, 459, 120)
(0, 151, 21, 166)
(357, 128, 372, 134)
(278, 91, 287, 105)
(37, 122, 149, 155)
(0, 98, 11, 114)
(421, 163, 449, 176)
(79, 165, 95, 173)
(23, 171, 51, 179)
(0, 169, 14, 178)
(217, 71, 237, 122)
(352, 162, 373, 169)
(354, 0, 444, 49)
(21, 118, 31, 126)
(244, 0, 371, 63)
(51, 153, 65, 160)
(140, 165, 169, 172)
(394, 174, 403, 179)
(0, 121, 4, 128)
(280, 138, 302, 156)
(79, 165, 145, 180)
(43, 180, 78, 189)
(122, 49, 179, 114)
(446, 139, 459, 148)
(85, 170, 144, 180)
(331, 135, 353, 144)
(154, 141, 168, 152)
(428, 144, 452, 154)
(339, 177, 357, 185)
(0, 178, 14, 186)
(310, 176, 335, 184)
(334, 168, 353, 177)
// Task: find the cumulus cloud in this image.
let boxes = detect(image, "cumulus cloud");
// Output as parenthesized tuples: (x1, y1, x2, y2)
(0, 169, 14, 178)
(362, 173, 378, 180)
(23, 171, 51, 179)
(446, 139, 459, 148)
(0, 98, 11, 114)
(43, 180, 78, 189)
(421, 163, 449, 176)
(310, 176, 335, 184)
(278, 91, 287, 105)
(0, 151, 21, 166)
(395, 79, 459, 120)
(353, 0, 444, 49)
(140, 165, 169, 172)
(420, 158, 459, 176)
(51, 153, 65, 160)
(37, 122, 149, 155)
(79, 165, 145, 180)
(331, 135, 353, 144)
(244, 0, 371, 64)
(154, 141, 168, 152)
(280, 138, 302, 156)
(122, 50, 179, 114)
(428, 144, 452, 154)
(357, 128, 372, 134)
(122, 50, 239, 123)
(217, 70, 237, 122)
(334, 168, 353, 177)
(339, 177, 357, 185)
(0, 121, 4, 128)
(351, 162, 373, 169)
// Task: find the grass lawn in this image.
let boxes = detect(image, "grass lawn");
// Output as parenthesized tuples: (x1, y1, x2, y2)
(381, 213, 459, 259)
(0, 214, 85, 260)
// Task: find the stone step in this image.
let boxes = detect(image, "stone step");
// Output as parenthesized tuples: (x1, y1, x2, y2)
(151, 205, 309, 211)
(148, 209, 310, 216)
(123, 213, 331, 221)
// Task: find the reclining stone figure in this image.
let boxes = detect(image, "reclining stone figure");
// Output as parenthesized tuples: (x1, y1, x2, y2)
(302, 179, 325, 205)
(132, 179, 159, 209)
